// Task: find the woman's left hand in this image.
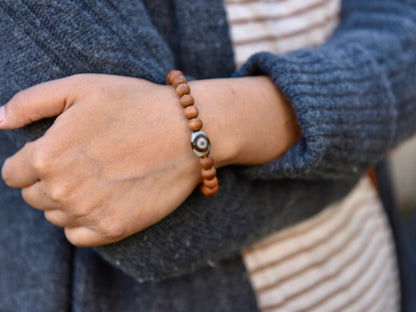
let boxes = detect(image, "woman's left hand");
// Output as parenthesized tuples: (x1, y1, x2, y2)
(0, 74, 203, 247)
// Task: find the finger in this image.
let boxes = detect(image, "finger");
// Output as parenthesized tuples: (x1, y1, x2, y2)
(21, 181, 56, 211)
(44, 210, 77, 228)
(1, 142, 40, 188)
(64, 226, 113, 248)
(0, 75, 81, 129)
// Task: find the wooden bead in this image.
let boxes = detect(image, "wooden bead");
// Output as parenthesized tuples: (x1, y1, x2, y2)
(166, 70, 182, 85)
(200, 156, 214, 170)
(200, 184, 219, 197)
(188, 118, 203, 132)
(184, 105, 199, 120)
(180, 94, 194, 107)
(172, 75, 187, 88)
(176, 83, 190, 97)
(201, 167, 217, 180)
(203, 177, 218, 189)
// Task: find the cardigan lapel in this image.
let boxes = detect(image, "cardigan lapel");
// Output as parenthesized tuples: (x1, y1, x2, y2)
(171, 0, 235, 78)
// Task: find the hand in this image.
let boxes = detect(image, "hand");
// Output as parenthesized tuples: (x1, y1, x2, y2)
(0, 74, 300, 247)
(0, 74, 203, 247)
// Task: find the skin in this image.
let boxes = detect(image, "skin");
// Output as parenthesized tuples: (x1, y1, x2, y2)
(0, 74, 301, 247)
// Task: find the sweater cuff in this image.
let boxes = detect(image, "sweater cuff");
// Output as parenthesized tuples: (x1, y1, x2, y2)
(235, 44, 396, 180)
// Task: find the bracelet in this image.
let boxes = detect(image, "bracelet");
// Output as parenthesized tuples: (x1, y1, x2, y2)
(166, 70, 219, 197)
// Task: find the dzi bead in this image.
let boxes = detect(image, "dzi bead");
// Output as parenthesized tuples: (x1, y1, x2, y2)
(191, 130, 211, 157)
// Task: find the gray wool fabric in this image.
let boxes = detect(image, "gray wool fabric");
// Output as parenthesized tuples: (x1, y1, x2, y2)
(1, 0, 416, 311)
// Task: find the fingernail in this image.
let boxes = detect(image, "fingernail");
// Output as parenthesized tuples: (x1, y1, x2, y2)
(0, 106, 4, 123)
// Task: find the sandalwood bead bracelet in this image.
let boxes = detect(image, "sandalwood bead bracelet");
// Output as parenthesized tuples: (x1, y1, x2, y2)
(166, 70, 219, 197)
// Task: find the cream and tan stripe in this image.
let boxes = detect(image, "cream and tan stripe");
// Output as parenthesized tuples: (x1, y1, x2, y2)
(224, 0, 341, 66)
(242, 177, 399, 312)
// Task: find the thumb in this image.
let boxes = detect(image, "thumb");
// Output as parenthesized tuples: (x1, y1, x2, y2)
(0, 76, 78, 129)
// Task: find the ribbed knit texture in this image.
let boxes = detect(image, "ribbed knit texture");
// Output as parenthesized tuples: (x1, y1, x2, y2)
(236, 0, 416, 179)
(1, 0, 416, 311)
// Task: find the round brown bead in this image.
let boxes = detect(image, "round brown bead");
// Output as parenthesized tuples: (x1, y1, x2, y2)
(200, 184, 219, 197)
(166, 70, 182, 85)
(172, 75, 187, 88)
(188, 118, 203, 132)
(200, 156, 214, 170)
(184, 105, 199, 120)
(203, 177, 218, 189)
(176, 83, 190, 97)
(201, 167, 217, 180)
(180, 94, 194, 107)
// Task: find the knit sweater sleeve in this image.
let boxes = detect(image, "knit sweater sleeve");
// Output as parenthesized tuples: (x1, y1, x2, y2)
(235, 0, 416, 180)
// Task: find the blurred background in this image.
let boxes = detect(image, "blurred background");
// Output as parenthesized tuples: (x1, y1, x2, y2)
(390, 135, 416, 240)
(391, 135, 416, 211)
(390, 136, 416, 210)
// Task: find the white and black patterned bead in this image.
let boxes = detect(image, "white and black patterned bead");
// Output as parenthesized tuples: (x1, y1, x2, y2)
(191, 131, 211, 157)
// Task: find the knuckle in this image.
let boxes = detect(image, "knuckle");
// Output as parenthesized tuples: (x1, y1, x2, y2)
(44, 210, 71, 228)
(68, 74, 95, 97)
(99, 219, 128, 241)
(43, 211, 52, 222)
(1, 159, 11, 185)
(20, 188, 29, 202)
(21, 188, 35, 208)
(32, 148, 51, 174)
(71, 206, 91, 219)
(64, 227, 99, 248)
(76, 202, 107, 222)
(71, 202, 98, 219)
(49, 185, 69, 203)
(64, 228, 85, 247)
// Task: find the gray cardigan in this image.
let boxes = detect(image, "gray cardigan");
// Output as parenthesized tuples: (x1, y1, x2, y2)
(0, 0, 416, 311)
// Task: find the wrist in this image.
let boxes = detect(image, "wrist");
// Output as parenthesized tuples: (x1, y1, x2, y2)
(189, 77, 301, 168)
(188, 79, 242, 169)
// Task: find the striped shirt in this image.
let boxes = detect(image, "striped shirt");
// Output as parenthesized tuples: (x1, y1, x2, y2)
(242, 177, 399, 312)
(225, 0, 340, 67)
(223, 0, 400, 311)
